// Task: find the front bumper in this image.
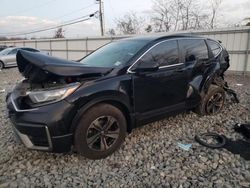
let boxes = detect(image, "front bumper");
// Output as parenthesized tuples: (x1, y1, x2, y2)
(12, 123, 53, 151)
(6, 93, 76, 153)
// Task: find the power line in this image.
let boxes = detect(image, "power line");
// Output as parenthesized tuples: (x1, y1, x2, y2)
(54, 4, 97, 21)
(2, 13, 97, 37)
(29, 3, 97, 28)
(0, 12, 97, 35)
(4, 17, 91, 37)
(0, 3, 98, 35)
(0, 0, 58, 17)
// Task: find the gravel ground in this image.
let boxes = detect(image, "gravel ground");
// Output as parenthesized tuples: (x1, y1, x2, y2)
(0, 68, 250, 188)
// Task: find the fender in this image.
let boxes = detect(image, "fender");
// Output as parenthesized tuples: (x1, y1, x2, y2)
(202, 63, 221, 94)
(69, 92, 134, 134)
(189, 62, 221, 98)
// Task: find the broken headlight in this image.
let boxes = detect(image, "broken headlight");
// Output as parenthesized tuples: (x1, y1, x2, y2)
(28, 83, 80, 104)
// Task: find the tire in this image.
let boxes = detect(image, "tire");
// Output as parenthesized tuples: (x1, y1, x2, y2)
(195, 84, 225, 115)
(74, 103, 127, 159)
(195, 133, 226, 149)
(0, 61, 4, 70)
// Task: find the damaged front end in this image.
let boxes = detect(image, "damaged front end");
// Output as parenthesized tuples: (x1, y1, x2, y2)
(6, 50, 112, 152)
(8, 50, 111, 110)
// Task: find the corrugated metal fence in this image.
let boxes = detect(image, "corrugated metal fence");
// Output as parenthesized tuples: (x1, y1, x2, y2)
(1, 26, 250, 73)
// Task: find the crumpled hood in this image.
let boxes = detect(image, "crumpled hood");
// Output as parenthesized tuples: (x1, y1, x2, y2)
(16, 50, 112, 79)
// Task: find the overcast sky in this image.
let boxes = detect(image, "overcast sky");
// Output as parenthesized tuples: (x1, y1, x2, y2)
(0, 0, 249, 38)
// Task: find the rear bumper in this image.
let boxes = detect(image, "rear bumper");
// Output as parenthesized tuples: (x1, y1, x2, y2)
(7, 93, 75, 153)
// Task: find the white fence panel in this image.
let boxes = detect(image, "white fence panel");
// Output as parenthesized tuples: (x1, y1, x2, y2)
(24, 41, 36, 48)
(87, 38, 111, 51)
(0, 27, 249, 73)
(68, 51, 84, 61)
(247, 54, 250, 72)
(36, 41, 50, 51)
(51, 40, 66, 50)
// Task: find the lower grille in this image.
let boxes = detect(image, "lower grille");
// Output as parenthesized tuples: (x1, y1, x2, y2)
(29, 136, 49, 147)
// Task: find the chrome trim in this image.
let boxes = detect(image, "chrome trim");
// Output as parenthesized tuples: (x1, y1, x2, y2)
(12, 125, 52, 151)
(45, 126, 53, 150)
(127, 40, 170, 74)
(10, 95, 38, 112)
(159, 63, 184, 69)
(207, 39, 223, 58)
(127, 37, 222, 73)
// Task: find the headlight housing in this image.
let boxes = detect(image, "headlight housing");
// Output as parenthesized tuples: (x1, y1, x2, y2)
(28, 83, 80, 104)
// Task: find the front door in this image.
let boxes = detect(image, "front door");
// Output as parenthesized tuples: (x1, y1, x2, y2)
(132, 40, 188, 117)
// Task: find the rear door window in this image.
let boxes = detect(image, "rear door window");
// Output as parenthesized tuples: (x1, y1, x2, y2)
(179, 39, 209, 62)
(207, 40, 221, 57)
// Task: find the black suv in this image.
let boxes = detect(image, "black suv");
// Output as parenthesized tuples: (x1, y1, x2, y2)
(6, 35, 230, 159)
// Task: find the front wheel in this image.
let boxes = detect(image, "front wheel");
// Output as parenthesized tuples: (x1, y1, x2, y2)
(74, 103, 127, 159)
(195, 85, 226, 115)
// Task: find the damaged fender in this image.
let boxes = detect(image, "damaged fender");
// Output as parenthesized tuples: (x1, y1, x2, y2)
(188, 61, 221, 99)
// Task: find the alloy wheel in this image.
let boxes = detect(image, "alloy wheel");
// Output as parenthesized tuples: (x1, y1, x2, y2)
(86, 116, 120, 151)
(206, 93, 224, 114)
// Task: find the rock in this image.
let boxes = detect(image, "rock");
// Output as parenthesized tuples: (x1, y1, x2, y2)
(150, 166, 156, 170)
(0, 182, 10, 188)
(243, 172, 250, 182)
(214, 154, 220, 161)
(200, 157, 207, 163)
(212, 163, 218, 169)
(160, 172, 165, 177)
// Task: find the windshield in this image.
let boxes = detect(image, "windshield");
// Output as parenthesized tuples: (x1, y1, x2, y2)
(0, 48, 13, 55)
(80, 40, 148, 68)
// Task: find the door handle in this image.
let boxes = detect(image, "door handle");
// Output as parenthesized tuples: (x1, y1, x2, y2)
(175, 68, 184, 72)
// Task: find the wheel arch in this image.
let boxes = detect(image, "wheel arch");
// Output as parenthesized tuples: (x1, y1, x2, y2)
(70, 96, 134, 135)
(0, 60, 4, 68)
(190, 64, 223, 98)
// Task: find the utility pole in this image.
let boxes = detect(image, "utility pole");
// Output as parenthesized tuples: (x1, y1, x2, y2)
(97, 0, 105, 36)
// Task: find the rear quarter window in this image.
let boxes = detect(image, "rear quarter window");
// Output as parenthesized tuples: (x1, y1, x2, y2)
(207, 40, 221, 57)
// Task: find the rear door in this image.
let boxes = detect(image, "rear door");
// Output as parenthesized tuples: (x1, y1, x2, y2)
(132, 40, 189, 117)
(178, 38, 212, 105)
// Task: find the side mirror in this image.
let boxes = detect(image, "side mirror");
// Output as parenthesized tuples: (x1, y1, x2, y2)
(134, 60, 159, 74)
